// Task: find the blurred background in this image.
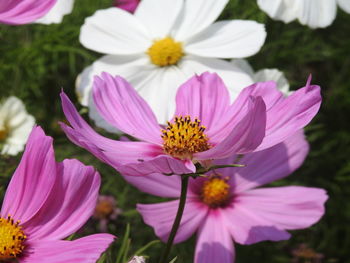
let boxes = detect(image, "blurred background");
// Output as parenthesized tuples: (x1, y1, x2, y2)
(0, 0, 349, 262)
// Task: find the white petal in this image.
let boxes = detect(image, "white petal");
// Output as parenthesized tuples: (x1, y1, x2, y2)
(76, 55, 152, 132)
(4, 115, 35, 155)
(297, 0, 337, 28)
(76, 55, 150, 106)
(79, 8, 151, 55)
(137, 67, 187, 124)
(35, 0, 74, 24)
(179, 55, 254, 101)
(0, 97, 35, 156)
(91, 67, 186, 128)
(172, 0, 229, 41)
(134, 0, 183, 38)
(185, 20, 266, 58)
(230, 59, 255, 77)
(257, 0, 299, 23)
(231, 59, 291, 96)
(79, 55, 253, 132)
(338, 0, 350, 13)
(254, 69, 291, 95)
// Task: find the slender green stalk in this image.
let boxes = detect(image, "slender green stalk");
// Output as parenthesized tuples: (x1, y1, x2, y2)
(159, 175, 189, 263)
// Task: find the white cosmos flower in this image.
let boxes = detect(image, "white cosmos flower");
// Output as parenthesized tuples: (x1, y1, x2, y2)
(0, 97, 35, 156)
(128, 256, 146, 263)
(257, 0, 350, 29)
(231, 59, 291, 96)
(77, 0, 266, 132)
(36, 0, 74, 24)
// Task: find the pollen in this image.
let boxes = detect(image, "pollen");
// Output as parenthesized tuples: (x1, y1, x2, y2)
(0, 216, 26, 260)
(147, 37, 184, 67)
(201, 176, 231, 208)
(161, 116, 211, 159)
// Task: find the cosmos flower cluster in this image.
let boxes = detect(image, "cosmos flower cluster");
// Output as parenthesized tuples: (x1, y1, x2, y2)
(0, 0, 336, 262)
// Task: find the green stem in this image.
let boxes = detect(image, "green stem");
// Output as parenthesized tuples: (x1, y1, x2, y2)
(196, 163, 245, 174)
(159, 175, 189, 263)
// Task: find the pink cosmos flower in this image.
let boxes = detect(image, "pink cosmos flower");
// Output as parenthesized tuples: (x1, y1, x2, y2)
(0, 0, 57, 25)
(60, 72, 321, 177)
(122, 131, 328, 263)
(0, 126, 114, 262)
(114, 0, 140, 13)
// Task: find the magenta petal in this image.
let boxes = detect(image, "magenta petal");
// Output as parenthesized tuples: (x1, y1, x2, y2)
(1, 126, 56, 224)
(174, 72, 231, 131)
(92, 72, 162, 144)
(137, 199, 208, 243)
(195, 96, 266, 160)
(221, 204, 290, 245)
(60, 92, 169, 173)
(238, 186, 328, 230)
(0, 0, 57, 25)
(22, 234, 115, 263)
(24, 159, 100, 240)
(122, 173, 182, 198)
(114, 0, 140, 13)
(225, 186, 328, 245)
(221, 130, 309, 193)
(195, 209, 235, 263)
(256, 81, 322, 150)
(117, 155, 196, 176)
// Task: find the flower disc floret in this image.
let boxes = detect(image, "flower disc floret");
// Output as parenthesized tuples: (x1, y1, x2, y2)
(161, 116, 210, 159)
(0, 216, 26, 260)
(201, 176, 231, 208)
(147, 37, 184, 67)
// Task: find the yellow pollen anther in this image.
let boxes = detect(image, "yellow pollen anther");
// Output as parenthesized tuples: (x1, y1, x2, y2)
(0, 216, 26, 260)
(161, 116, 211, 159)
(201, 176, 231, 208)
(147, 37, 184, 67)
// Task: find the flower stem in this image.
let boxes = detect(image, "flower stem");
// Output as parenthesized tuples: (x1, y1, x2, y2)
(159, 175, 189, 263)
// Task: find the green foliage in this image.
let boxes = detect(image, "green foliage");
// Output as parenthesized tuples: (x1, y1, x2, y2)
(1, 0, 350, 262)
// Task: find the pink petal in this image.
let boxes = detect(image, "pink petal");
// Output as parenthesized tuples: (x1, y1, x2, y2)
(195, 209, 235, 263)
(122, 173, 182, 198)
(61, 92, 193, 176)
(21, 234, 115, 263)
(221, 203, 290, 245)
(61, 91, 184, 176)
(194, 96, 266, 159)
(224, 186, 328, 245)
(238, 186, 328, 229)
(1, 126, 56, 224)
(174, 72, 231, 133)
(114, 0, 140, 13)
(24, 159, 100, 240)
(92, 72, 162, 145)
(218, 130, 309, 193)
(137, 199, 208, 243)
(116, 154, 196, 176)
(0, 0, 57, 25)
(245, 79, 321, 151)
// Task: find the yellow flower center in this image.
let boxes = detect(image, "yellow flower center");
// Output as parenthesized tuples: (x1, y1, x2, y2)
(94, 200, 114, 219)
(0, 216, 26, 260)
(0, 128, 8, 141)
(147, 37, 184, 67)
(201, 177, 231, 208)
(161, 116, 211, 159)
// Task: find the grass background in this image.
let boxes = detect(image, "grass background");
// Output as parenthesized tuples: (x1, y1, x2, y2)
(1, 0, 350, 262)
